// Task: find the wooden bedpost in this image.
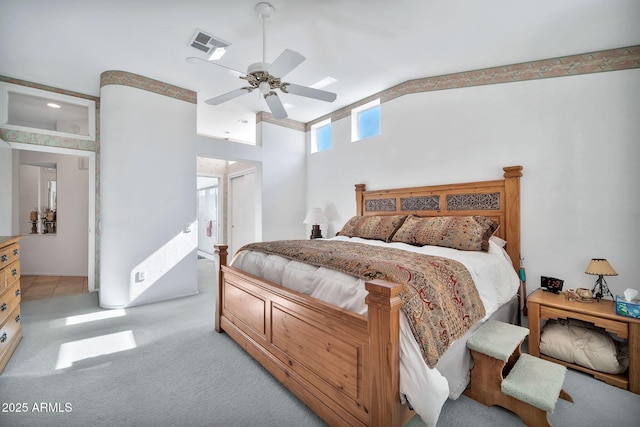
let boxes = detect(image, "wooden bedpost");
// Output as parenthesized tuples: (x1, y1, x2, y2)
(365, 279, 411, 427)
(503, 166, 525, 316)
(355, 184, 366, 216)
(214, 244, 228, 333)
(503, 166, 523, 272)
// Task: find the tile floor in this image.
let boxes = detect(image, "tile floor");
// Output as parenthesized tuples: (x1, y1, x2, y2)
(20, 275, 89, 301)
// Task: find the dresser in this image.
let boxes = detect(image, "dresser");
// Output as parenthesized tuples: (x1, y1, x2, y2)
(0, 236, 22, 374)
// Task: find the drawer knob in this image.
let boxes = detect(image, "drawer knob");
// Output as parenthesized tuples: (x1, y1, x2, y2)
(0, 333, 6, 343)
(1, 255, 7, 262)
(13, 249, 19, 256)
(12, 269, 18, 276)
(15, 289, 21, 296)
(0, 303, 6, 311)
(15, 314, 21, 322)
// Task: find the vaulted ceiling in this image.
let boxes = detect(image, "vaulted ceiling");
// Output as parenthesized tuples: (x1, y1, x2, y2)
(1, 0, 638, 142)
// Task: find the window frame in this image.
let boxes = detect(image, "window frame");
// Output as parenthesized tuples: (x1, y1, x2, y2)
(0, 82, 96, 141)
(351, 99, 380, 142)
(310, 118, 332, 153)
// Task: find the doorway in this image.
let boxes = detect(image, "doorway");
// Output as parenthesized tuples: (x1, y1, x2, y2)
(9, 142, 95, 291)
(229, 169, 257, 257)
(195, 156, 260, 259)
(197, 175, 222, 260)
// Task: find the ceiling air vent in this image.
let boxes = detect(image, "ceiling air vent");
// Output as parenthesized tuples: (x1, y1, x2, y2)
(189, 29, 229, 59)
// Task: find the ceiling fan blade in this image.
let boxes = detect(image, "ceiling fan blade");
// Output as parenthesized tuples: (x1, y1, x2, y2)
(267, 49, 305, 78)
(205, 87, 253, 105)
(185, 57, 247, 77)
(281, 83, 337, 102)
(263, 92, 287, 119)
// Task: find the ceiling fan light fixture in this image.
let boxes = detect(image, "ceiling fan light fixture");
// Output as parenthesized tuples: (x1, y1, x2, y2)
(258, 81, 271, 94)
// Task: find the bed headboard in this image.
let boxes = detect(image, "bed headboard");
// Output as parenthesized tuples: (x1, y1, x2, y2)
(355, 166, 523, 271)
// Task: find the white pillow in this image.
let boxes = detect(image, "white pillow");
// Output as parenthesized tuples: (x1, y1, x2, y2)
(540, 319, 628, 374)
(490, 235, 507, 247)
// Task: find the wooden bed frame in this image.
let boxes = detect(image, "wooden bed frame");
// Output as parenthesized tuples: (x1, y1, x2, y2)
(214, 165, 523, 427)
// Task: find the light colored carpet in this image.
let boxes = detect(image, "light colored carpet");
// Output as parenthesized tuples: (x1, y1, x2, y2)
(1, 259, 638, 426)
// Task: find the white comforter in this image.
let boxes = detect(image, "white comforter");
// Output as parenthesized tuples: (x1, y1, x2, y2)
(230, 236, 519, 426)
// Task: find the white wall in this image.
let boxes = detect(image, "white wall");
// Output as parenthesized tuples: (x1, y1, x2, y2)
(0, 142, 12, 235)
(99, 85, 199, 308)
(306, 69, 640, 299)
(13, 150, 88, 276)
(259, 122, 307, 241)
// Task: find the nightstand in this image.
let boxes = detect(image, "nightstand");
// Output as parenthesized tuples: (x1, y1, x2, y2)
(528, 289, 640, 394)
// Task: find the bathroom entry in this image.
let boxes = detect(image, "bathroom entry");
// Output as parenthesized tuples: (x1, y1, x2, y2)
(197, 175, 221, 259)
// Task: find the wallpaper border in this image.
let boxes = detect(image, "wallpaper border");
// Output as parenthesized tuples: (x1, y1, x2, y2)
(100, 70, 197, 104)
(306, 44, 640, 129)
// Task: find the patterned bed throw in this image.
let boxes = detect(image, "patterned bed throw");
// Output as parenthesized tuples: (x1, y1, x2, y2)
(238, 240, 486, 368)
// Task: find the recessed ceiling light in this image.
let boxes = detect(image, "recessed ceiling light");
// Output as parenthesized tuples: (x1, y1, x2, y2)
(238, 119, 249, 124)
(310, 77, 337, 89)
(47, 103, 61, 108)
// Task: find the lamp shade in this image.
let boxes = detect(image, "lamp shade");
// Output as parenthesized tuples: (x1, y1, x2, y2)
(303, 208, 328, 224)
(585, 258, 617, 276)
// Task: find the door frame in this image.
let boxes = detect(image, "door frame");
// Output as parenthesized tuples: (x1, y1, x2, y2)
(228, 167, 260, 257)
(9, 141, 95, 291)
(196, 173, 223, 260)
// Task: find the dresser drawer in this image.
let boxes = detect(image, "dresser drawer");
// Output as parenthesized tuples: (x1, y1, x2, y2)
(0, 281, 21, 326)
(0, 306, 22, 363)
(0, 242, 20, 266)
(4, 260, 20, 290)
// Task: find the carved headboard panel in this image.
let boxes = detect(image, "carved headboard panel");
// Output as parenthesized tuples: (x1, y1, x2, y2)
(355, 166, 523, 271)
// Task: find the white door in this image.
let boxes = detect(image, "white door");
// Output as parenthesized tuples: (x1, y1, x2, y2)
(230, 171, 256, 257)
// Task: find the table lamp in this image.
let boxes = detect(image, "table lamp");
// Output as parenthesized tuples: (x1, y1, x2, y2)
(585, 258, 617, 300)
(303, 208, 328, 239)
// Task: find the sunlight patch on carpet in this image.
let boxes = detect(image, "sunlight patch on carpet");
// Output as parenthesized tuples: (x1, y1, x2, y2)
(55, 330, 137, 369)
(65, 309, 126, 326)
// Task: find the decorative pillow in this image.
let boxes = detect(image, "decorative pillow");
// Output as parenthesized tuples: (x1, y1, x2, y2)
(540, 319, 629, 375)
(390, 215, 498, 251)
(337, 215, 407, 242)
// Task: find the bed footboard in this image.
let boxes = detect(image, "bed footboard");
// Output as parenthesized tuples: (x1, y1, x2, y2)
(214, 244, 414, 427)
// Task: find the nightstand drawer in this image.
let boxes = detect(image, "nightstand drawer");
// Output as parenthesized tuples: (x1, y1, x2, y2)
(540, 305, 628, 339)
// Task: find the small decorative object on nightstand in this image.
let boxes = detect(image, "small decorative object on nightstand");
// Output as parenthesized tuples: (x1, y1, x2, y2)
(303, 208, 328, 239)
(585, 258, 617, 300)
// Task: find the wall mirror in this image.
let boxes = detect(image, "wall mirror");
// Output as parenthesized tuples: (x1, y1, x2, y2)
(0, 82, 95, 140)
(19, 163, 57, 235)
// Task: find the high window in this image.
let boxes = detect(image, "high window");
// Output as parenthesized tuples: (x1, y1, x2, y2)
(311, 119, 332, 153)
(351, 99, 380, 142)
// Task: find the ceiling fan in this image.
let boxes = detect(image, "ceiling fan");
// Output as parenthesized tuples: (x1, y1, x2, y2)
(187, 2, 337, 120)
